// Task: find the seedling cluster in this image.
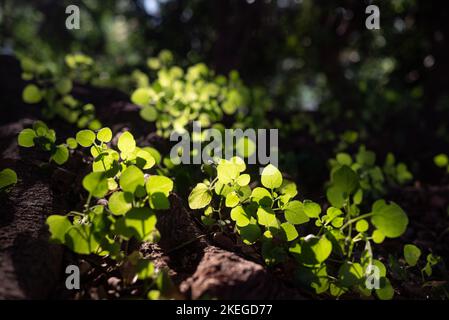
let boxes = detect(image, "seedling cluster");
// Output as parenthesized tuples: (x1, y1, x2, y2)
(130, 50, 250, 137)
(18, 124, 175, 298)
(20, 54, 101, 129)
(187, 157, 410, 299)
(329, 145, 413, 199)
(11, 51, 446, 300)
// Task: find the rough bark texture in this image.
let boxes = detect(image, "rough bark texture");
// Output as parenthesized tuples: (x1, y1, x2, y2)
(0, 156, 65, 299)
(0, 119, 77, 299)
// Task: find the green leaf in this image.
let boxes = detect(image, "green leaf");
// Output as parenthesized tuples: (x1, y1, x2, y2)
(262, 240, 288, 265)
(33, 121, 49, 133)
(188, 183, 212, 209)
(356, 148, 376, 166)
(136, 260, 155, 280)
(65, 224, 101, 255)
(55, 78, 72, 95)
(295, 264, 329, 294)
(119, 165, 145, 194)
(66, 137, 78, 149)
(117, 131, 136, 154)
(229, 156, 246, 172)
(236, 174, 250, 186)
(108, 191, 132, 215)
(225, 191, 240, 208)
(353, 188, 363, 205)
(214, 181, 233, 197)
(284, 200, 309, 225)
(97, 127, 112, 143)
(149, 192, 170, 210)
(140, 106, 158, 122)
(135, 149, 156, 170)
(131, 88, 152, 106)
(217, 160, 240, 184)
(332, 165, 359, 195)
(82, 172, 108, 198)
(261, 164, 283, 189)
(250, 187, 272, 207)
(336, 153, 353, 166)
(355, 219, 369, 233)
(230, 205, 251, 227)
(338, 262, 364, 287)
(18, 128, 36, 147)
(375, 278, 394, 300)
(237, 185, 252, 202)
(303, 200, 321, 218)
(114, 207, 157, 241)
(46, 215, 72, 244)
(278, 180, 298, 203)
(22, 84, 42, 103)
(0, 168, 17, 189)
(143, 147, 161, 164)
(146, 175, 173, 196)
(289, 235, 332, 266)
(326, 185, 345, 208)
(76, 129, 96, 147)
(372, 229, 385, 244)
(331, 217, 344, 228)
(434, 154, 448, 168)
(238, 220, 261, 244)
(370, 200, 408, 238)
(281, 222, 299, 241)
(51, 145, 69, 165)
(329, 283, 347, 297)
(403, 244, 421, 267)
(256, 206, 279, 228)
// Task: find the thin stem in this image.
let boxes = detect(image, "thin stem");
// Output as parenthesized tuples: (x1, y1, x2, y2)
(84, 193, 92, 211)
(340, 213, 374, 232)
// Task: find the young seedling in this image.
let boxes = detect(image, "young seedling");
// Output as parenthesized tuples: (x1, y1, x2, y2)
(0, 168, 17, 192)
(329, 145, 413, 199)
(130, 50, 250, 138)
(434, 153, 449, 173)
(20, 54, 101, 129)
(45, 128, 174, 298)
(188, 160, 409, 300)
(18, 121, 72, 165)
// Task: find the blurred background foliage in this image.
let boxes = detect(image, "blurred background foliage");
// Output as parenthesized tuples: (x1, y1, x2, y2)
(1, 0, 448, 192)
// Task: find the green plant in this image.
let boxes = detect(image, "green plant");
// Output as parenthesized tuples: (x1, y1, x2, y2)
(130, 50, 250, 138)
(188, 159, 409, 299)
(44, 128, 175, 298)
(20, 54, 101, 129)
(403, 244, 442, 278)
(329, 145, 413, 199)
(434, 154, 449, 173)
(421, 254, 443, 278)
(403, 244, 421, 267)
(0, 168, 17, 192)
(18, 121, 72, 165)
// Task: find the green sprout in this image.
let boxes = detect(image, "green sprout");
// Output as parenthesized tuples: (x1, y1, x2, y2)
(434, 153, 449, 173)
(329, 145, 413, 199)
(0, 168, 18, 192)
(45, 128, 174, 299)
(188, 158, 409, 299)
(20, 54, 101, 129)
(18, 121, 71, 165)
(130, 51, 251, 138)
